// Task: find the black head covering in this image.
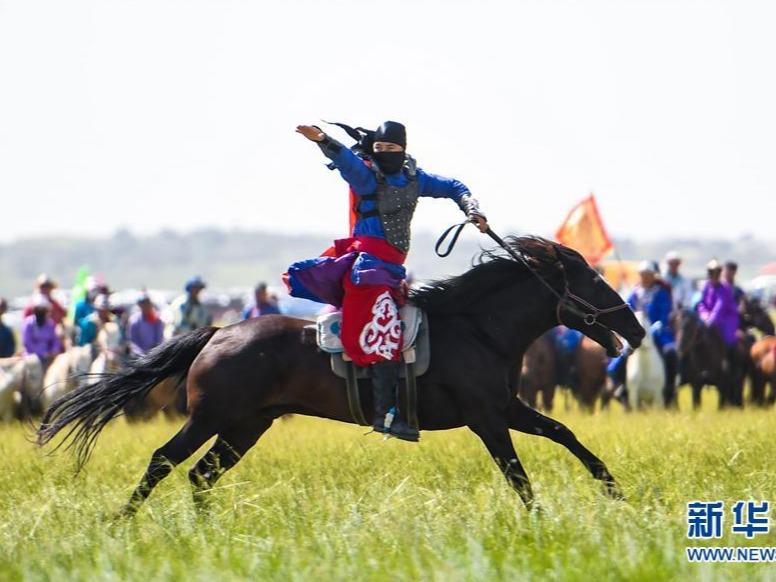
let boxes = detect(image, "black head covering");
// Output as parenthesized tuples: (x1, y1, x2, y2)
(374, 121, 406, 148)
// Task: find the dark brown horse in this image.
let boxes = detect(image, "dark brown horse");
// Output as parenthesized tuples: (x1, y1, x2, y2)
(518, 331, 556, 411)
(37, 237, 644, 515)
(519, 332, 609, 413)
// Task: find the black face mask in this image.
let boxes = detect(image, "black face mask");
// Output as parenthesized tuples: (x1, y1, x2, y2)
(373, 151, 405, 175)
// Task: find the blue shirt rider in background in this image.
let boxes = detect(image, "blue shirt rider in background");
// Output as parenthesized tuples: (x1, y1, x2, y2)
(607, 261, 678, 407)
(242, 282, 281, 320)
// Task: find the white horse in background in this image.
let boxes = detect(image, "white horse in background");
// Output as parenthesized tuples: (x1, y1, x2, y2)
(89, 321, 124, 375)
(42, 346, 93, 410)
(0, 356, 44, 421)
(627, 311, 665, 409)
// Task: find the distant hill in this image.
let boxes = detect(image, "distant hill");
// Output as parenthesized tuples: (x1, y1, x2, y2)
(1, 227, 773, 298)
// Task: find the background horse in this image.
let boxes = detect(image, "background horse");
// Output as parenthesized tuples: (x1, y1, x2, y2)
(518, 331, 556, 411)
(573, 337, 608, 411)
(625, 311, 665, 409)
(673, 308, 728, 409)
(750, 336, 776, 406)
(0, 356, 43, 421)
(42, 346, 93, 411)
(38, 237, 644, 516)
(735, 297, 775, 406)
(89, 321, 124, 375)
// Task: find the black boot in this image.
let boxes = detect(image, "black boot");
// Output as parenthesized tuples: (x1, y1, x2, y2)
(370, 362, 419, 442)
(371, 362, 398, 433)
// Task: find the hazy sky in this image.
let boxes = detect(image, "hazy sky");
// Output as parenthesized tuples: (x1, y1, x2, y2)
(1, 0, 774, 243)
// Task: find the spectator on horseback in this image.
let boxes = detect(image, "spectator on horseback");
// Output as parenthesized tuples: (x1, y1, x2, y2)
(697, 259, 740, 347)
(23, 274, 67, 325)
(128, 294, 164, 358)
(722, 261, 745, 305)
(242, 282, 280, 320)
(288, 121, 487, 442)
(78, 294, 115, 348)
(0, 298, 16, 358)
(171, 276, 212, 336)
(662, 251, 693, 309)
(607, 261, 677, 405)
(697, 259, 742, 405)
(21, 296, 62, 366)
(73, 276, 109, 328)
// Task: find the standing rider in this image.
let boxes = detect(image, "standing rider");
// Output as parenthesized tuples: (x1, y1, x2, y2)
(288, 121, 488, 441)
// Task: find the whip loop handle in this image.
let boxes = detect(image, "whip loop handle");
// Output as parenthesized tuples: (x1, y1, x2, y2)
(435, 221, 469, 258)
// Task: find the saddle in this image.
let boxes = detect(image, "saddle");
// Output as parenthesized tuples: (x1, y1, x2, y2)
(311, 305, 430, 428)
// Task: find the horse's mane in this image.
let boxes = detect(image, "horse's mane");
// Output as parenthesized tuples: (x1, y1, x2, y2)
(410, 236, 571, 314)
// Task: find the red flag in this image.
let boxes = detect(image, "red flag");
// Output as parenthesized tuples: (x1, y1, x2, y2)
(555, 194, 613, 265)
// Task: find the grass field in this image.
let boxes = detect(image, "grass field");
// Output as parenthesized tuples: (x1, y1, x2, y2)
(0, 389, 774, 581)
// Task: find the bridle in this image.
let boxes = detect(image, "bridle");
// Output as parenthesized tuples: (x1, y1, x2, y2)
(436, 222, 630, 331)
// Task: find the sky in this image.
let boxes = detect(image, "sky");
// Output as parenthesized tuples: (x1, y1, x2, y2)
(0, 0, 774, 243)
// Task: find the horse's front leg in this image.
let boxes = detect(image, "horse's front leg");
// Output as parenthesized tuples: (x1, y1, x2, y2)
(468, 418, 535, 510)
(507, 398, 623, 500)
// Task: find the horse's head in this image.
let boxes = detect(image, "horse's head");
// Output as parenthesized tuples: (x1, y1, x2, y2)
(740, 296, 775, 335)
(671, 307, 700, 357)
(548, 242, 645, 357)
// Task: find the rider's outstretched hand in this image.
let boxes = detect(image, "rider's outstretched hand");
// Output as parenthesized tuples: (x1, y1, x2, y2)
(471, 214, 489, 233)
(296, 125, 325, 142)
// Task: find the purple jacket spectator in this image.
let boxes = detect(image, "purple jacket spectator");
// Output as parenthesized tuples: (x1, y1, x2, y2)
(697, 281, 739, 346)
(128, 311, 164, 357)
(21, 315, 62, 360)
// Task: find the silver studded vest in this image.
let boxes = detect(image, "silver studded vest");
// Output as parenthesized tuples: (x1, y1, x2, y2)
(359, 158, 419, 254)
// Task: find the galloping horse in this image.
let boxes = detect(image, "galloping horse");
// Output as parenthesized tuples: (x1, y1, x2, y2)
(38, 237, 644, 515)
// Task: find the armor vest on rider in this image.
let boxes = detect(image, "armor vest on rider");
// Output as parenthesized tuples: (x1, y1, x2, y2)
(356, 157, 419, 254)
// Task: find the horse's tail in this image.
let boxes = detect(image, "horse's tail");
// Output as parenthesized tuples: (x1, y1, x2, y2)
(37, 326, 218, 470)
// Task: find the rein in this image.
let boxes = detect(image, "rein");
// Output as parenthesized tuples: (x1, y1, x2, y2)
(435, 222, 629, 328)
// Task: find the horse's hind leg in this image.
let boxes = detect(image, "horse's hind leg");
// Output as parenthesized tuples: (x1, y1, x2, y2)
(508, 398, 623, 500)
(188, 417, 273, 510)
(121, 419, 216, 516)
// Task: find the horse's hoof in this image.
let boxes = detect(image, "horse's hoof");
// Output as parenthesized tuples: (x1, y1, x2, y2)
(604, 481, 626, 501)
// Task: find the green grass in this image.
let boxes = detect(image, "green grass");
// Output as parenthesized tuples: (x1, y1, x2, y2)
(0, 389, 774, 581)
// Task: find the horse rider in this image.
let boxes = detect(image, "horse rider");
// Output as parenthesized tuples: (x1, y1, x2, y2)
(697, 260, 740, 346)
(171, 276, 212, 336)
(607, 261, 677, 406)
(722, 261, 745, 305)
(128, 293, 165, 358)
(78, 294, 115, 350)
(697, 259, 741, 404)
(23, 274, 67, 325)
(288, 121, 488, 441)
(243, 282, 281, 320)
(21, 296, 63, 368)
(662, 251, 694, 310)
(0, 298, 15, 358)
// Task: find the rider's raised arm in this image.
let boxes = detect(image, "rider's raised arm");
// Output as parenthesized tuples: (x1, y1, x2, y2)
(416, 169, 485, 219)
(316, 136, 377, 195)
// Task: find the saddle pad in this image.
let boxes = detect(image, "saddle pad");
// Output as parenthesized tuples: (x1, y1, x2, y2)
(330, 311, 431, 379)
(317, 304, 423, 354)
